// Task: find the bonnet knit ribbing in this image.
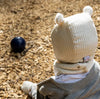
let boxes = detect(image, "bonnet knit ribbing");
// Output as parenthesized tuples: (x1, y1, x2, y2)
(51, 6, 98, 75)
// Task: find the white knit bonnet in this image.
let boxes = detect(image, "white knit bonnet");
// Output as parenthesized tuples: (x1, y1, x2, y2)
(51, 6, 98, 75)
(51, 6, 98, 64)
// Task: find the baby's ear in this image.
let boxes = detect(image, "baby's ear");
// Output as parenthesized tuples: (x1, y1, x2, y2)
(83, 6, 93, 16)
(55, 13, 64, 25)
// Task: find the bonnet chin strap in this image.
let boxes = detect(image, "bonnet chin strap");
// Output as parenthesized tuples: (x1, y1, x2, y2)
(54, 59, 95, 76)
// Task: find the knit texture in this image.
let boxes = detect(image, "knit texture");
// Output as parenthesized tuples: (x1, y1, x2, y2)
(54, 59, 95, 75)
(51, 7, 98, 63)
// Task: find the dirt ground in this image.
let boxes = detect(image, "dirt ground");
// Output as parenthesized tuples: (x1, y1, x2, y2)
(0, 0, 99, 99)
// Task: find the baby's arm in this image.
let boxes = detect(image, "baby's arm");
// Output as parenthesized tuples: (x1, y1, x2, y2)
(21, 81, 37, 99)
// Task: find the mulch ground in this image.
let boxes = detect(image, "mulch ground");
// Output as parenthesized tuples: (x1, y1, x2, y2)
(0, 0, 99, 99)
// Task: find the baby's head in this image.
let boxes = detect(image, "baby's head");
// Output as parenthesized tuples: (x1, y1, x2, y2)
(51, 6, 98, 64)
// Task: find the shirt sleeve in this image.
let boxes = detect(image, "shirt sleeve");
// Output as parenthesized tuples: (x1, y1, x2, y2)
(37, 79, 65, 99)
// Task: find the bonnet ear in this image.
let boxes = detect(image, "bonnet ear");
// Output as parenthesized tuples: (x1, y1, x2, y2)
(83, 6, 93, 16)
(55, 13, 64, 25)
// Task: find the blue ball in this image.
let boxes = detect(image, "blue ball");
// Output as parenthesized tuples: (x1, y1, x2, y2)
(11, 37, 26, 53)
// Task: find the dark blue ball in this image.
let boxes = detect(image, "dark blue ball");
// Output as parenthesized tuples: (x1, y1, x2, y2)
(11, 37, 26, 53)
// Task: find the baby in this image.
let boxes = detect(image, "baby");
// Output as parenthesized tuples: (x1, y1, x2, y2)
(21, 6, 100, 99)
